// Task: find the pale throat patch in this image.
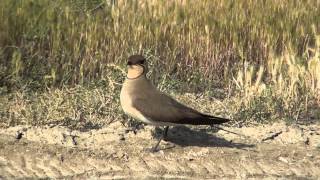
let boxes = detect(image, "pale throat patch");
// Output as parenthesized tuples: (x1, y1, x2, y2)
(127, 65, 144, 79)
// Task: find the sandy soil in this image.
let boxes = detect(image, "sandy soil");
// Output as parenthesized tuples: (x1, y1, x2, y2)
(0, 121, 319, 179)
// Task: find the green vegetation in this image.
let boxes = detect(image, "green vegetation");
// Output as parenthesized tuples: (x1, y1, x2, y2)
(0, 0, 319, 128)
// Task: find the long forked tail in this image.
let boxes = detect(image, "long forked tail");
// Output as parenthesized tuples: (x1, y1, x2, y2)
(189, 114, 230, 125)
(206, 114, 230, 124)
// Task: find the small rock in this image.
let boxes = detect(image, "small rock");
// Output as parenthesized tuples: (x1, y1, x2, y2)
(305, 137, 310, 145)
(119, 134, 125, 141)
(71, 136, 78, 146)
(49, 124, 56, 128)
(306, 153, 313, 158)
(15, 131, 23, 140)
(60, 155, 64, 162)
(278, 157, 289, 163)
(158, 150, 164, 155)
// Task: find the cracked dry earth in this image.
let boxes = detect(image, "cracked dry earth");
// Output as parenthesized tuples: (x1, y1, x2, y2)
(0, 121, 320, 179)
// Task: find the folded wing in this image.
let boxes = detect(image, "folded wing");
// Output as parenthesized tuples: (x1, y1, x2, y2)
(132, 92, 230, 125)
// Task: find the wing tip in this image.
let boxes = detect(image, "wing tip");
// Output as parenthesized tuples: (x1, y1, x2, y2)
(203, 114, 231, 125)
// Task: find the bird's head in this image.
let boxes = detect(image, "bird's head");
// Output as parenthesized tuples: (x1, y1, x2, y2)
(126, 55, 148, 79)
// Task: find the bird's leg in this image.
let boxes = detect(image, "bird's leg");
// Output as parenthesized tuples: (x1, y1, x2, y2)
(163, 126, 169, 141)
(150, 126, 170, 152)
(151, 138, 162, 152)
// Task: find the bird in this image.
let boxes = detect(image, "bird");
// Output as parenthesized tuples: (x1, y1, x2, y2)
(120, 54, 230, 151)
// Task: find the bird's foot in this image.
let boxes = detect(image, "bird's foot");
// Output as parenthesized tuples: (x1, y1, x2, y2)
(163, 144, 176, 150)
(144, 141, 176, 153)
(143, 146, 160, 153)
(150, 146, 160, 153)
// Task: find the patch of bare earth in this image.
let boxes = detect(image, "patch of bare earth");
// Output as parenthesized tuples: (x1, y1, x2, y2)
(0, 122, 319, 179)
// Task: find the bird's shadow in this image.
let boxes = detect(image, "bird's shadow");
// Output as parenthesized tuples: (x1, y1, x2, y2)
(153, 126, 254, 149)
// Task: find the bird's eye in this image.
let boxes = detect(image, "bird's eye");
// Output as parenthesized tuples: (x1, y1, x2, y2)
(139, 60, 145, 64)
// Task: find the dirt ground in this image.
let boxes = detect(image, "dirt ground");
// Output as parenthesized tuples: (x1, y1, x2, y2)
(0, 121, 319, 179)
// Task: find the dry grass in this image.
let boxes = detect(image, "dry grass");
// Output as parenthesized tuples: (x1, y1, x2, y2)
(0, 0, 320, 128)
(1, 0, 319, 87)
(231, 33, 320, 123)
(0, 85, 120, 129)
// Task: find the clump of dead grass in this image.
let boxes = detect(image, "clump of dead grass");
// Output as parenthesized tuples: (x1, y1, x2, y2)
(0, 65, 126, 130)
(230, 33, 320, 124)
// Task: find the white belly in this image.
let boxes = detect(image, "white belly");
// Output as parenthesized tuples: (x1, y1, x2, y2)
(120, 86, 154, 124)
